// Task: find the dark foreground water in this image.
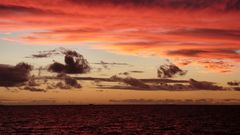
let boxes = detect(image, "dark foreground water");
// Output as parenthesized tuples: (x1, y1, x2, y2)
(0, 105, 239, 135)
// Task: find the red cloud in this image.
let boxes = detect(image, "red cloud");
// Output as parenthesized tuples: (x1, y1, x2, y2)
(0, 0, 240, 72)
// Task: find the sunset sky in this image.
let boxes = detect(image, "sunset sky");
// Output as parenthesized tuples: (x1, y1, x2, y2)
(0, 0, 240, 105)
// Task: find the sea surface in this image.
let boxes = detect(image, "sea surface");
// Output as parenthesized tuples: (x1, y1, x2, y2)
(0, 105, 239, 135)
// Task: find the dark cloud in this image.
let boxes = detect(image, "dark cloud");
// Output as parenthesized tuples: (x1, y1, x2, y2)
(62, 75, 81, 88)
(123, 77, 150, 89)
(167, 49, 208, 57)
(23, 86, 46, 92)
(93, 61, 109, 69)
(114, 41, 159, 46)
(11, 73, 232, 91)
(96, 75, 226, 91)
(167, 28, 240, 40)
(140, 78, 188, 83)
(93, 61, 129, 66)
(43, 75, 188, 84)
(27, 48, 65, 58)
(54, 82, 71, 89)
(177, 60, 192, 66)
(0, 62, 33, 86)
(93, 61, 130, 70)
(233, 87, 240, 91)
(25, 77, 40, 87)
(48, 49, 90, 74)
(112, 40, 222, 52)
(118, 70, 144, 76)
(53, 28, 102, 33)
(130, 70, 144, 73)
(99, 81, 214, 91)
(48, 62, 65, 73)
(13, 73, 229, 91)
(189, 79, 223, 90)
(227, 81, 240, 91)
(110, 75, 150, 89)
(0, 4, 66, 17)
(64, 77, 81, 88)
(69, 0, 240, 11)
(227, 81, 240, 86)
(31, 54, 51, 58)
(42, 75, 190, 91)
(55, 73, 81, 89)
(167, 49, 239, 57)
(0, 4, 46, 15)
(118, 72, 130, 76)
(157, 63, 187, 78)
(225, 0, 240, 11)
(105, 75, 187, 90)
(19, 75, 47, 92)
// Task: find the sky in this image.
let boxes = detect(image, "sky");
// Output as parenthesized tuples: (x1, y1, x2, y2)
(0, 0, 240, 105)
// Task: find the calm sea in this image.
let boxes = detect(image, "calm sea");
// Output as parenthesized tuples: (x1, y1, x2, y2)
(0, 105, 239, 135)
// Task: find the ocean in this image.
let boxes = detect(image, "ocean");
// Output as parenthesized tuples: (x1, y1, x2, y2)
(0, 105, 239, 135)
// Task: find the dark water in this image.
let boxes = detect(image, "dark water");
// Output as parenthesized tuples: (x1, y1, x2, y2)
(0, 105, 239, 135)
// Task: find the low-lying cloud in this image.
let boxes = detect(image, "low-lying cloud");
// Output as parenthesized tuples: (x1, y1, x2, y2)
(93, 61, 130, 70)
(189, 79, 223, 90)
(98, 75, 224, 91)
(56, 73, 81, 89)
(110, 75, 150, 89)
(227, 81, 240, 86)
(0, 62, 33, 86)
(109, 98, 240, 105)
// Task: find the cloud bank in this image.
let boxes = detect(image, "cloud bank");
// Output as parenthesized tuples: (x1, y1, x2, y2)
(0, 0, 239, 72)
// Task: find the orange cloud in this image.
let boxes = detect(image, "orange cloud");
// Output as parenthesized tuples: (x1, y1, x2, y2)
(0, 0, 240, 72)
